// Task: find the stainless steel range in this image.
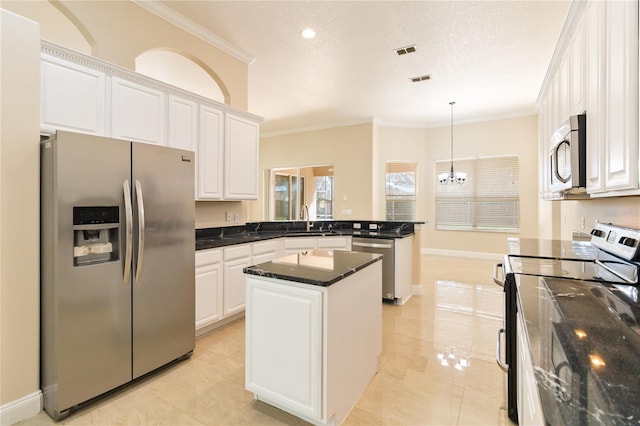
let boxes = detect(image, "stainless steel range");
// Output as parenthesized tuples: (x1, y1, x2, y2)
(493, 223, 640, 424)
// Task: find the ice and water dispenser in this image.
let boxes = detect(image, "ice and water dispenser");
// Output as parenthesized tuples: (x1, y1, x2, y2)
(73, 206, 119, 266)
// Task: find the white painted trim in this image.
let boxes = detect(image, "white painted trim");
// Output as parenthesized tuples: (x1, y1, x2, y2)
(260, 118, 374, 139)
(421, 247, 503, 261)
(0, 391, 42, 426)
(132, 1, 255, 65)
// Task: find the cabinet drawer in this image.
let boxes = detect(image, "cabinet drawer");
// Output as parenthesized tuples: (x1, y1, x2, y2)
(224, 243, 252, 260)
(316, 237, 348, 249)
(284, 238, 316, 250)
(252, 239, 279, 255)
(196, 248, 222, 267)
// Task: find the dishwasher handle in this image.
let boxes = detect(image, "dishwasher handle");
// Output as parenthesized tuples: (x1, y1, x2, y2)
(493, 263, 505, 288)
(352, 241, 393, 249)
(496, 328, 509, 373)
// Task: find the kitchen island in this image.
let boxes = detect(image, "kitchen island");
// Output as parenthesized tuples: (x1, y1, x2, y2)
(243, 249, 382, 425)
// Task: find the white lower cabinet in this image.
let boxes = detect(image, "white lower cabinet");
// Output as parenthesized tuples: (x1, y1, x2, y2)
(245, 260, 382, 425)
(195, 249, 223, 331)
(316, 236, 351, 250)
(251, 239, 284, 264)
(246, 279, 323, 420)
(284, 236, 351, 255)
(517, 310, 544, 425)
(223, 244, 253, 317)
(284, 237, 316, 255)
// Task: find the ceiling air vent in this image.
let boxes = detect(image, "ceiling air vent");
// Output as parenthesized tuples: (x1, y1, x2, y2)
(394, 45, 416, 56)
(411, 74, 432, 83)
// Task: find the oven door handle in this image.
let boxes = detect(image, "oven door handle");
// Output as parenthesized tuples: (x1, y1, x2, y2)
(496, 328, 509, 373)
(493, 263, 505, 287)
(595, 259, 637, 284)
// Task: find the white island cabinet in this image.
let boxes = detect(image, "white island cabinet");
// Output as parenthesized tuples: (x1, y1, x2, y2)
(244, 249, 382, 425)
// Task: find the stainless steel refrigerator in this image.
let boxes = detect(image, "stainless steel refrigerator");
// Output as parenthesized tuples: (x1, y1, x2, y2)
(40, 131, 195, 420)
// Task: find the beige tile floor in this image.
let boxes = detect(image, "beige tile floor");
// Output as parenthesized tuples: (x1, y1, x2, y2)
(19, 255, 512, 426)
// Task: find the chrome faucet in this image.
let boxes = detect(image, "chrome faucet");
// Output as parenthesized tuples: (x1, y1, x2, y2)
(300, 204, 311, 231)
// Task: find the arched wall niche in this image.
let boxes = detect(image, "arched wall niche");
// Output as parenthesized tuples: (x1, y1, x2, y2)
(135, 48, 229, 103)
(3, 0, 92, 53)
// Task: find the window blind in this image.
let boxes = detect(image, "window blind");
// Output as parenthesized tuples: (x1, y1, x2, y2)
(435, 155, 519, 231)
(386, 162, 416, 221)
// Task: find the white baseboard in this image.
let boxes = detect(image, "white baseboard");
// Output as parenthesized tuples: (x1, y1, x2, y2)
(421, 247, 503, 261)
(0, 391, 42, 426)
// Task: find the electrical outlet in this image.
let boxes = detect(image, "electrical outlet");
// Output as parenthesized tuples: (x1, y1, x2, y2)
(353, 223, 361, 229)
(226, 212, 232, 222)
(581, 217, 586, 229)
(234, 213, 240, 223)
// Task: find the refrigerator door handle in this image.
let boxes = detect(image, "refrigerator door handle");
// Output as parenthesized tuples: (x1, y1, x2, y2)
(134, 180, 145, 283)
(493, 263, 505, 287)
(123, 180, 133, 283)
(496, 328, 509, 373)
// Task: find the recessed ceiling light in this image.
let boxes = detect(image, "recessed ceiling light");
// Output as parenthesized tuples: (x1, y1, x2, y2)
(301, 28, 316, 39)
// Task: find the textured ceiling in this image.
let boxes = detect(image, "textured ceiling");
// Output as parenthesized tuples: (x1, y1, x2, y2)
(159, 1, 570, 135)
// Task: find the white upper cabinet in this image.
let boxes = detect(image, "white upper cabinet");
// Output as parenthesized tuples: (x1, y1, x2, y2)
(111, 77, 166, 145)
(538, 0, 639, 198)
(602, 0, 639, 192)
(40, 42, 262, 201)
(167, 95, 197, 152)
(585, 0, 606, 194)
(224, 113, 259, 200)
(569, 11, 586, 116)
(197, 105, 224, 200)
(40, 54, 106, 135)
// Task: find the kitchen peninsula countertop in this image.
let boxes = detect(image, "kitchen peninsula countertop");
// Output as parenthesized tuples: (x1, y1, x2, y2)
(196, 220, 420, 251)
(517, 274, 640, 424)
(243, 249, 382, 287)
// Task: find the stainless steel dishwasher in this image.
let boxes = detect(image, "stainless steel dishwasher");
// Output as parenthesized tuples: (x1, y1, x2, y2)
(351, 237, 395, 302)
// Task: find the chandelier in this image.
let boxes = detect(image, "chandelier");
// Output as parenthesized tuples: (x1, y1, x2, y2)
(438, 101, 467, 185)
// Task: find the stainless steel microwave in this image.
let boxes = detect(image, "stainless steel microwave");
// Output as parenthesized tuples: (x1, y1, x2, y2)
(549, 114, 586, 193)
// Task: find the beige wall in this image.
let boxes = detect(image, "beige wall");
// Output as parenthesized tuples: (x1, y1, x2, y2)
(560, 196, 640, 239)
(2, 0, 254, 231)
(250, 123, 374, 221)
(253, 115, 540, 255)
(1, 9, 41, 407)
(0, 1, 251, 416)
(376, 116, 540, 254)
(3, 0, 248, 109)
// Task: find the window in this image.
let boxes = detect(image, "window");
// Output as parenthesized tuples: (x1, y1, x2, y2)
(386, 162, 417, 221)
(315, 175, 334, 219)
(274, 172, 304, 220)
(435, 155, 519, 232)
(269, 165, 333, 221)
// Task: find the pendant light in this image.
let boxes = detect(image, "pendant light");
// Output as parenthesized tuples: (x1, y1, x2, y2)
(438, 101, 467, 185)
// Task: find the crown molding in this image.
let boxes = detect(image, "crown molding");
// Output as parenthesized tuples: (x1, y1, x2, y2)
(133, 0, 255, 65)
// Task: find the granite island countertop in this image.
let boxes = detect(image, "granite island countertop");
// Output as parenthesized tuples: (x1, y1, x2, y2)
(517, 274, 640, 425)
(243, 249, 382, 287)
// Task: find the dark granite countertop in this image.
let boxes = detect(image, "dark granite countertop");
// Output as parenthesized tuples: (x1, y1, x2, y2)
(517, 274, 640, 425)
(196, 220, 419, 251)
(243, 249, 383, 287)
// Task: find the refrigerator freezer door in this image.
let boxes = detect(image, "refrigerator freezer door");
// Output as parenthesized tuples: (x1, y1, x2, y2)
(131, 142, 195, 378)
(41, 132, 132, 417)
